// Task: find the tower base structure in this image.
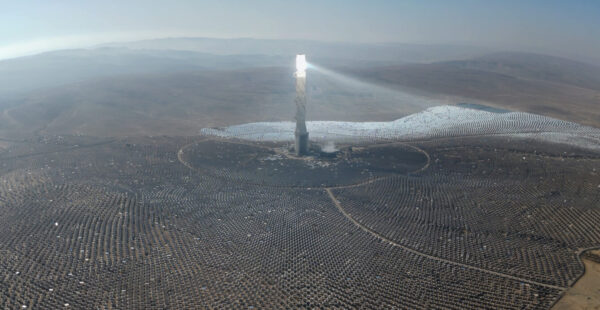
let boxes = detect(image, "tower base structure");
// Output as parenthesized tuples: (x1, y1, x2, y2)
(295, 132, 309, 156)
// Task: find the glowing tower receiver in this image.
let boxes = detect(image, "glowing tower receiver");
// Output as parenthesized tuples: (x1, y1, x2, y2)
(296, 54, 307, 77)
(294, 54, 309, 155)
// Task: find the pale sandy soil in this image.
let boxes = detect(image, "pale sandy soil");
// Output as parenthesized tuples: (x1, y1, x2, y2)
(553, 250, 600, 310)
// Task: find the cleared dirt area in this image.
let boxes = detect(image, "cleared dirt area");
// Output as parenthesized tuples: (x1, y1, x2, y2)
(553, 250, 600, 310)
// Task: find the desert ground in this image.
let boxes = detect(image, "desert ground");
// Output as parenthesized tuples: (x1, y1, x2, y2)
(0, 42, 599, 308)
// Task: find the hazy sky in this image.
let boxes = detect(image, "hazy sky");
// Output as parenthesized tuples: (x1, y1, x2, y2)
(2, 0, 599, 61)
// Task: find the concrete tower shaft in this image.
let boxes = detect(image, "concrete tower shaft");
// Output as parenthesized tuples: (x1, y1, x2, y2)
(294, 55, 309, 155)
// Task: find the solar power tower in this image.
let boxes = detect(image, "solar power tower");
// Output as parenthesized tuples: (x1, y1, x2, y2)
(294, 54, 309, 155)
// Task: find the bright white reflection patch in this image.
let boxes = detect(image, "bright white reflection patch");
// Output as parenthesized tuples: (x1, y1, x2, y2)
(296, 54, 307, 76)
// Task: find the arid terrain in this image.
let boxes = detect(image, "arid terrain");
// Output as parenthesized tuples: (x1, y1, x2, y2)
(0, 42, 599, 308)
(554, 250, 600, 309)
(345, 52, 600, 128)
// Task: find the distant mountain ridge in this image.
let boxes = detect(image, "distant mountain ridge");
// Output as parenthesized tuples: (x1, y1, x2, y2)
(343, 52, 600, 127)
(99, 37, 492, 64)
(441, 52, 600, 92)
(0, 47, 289, 98)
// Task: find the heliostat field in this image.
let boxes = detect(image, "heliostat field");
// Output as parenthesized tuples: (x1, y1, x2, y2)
(0, 106, 599, 308)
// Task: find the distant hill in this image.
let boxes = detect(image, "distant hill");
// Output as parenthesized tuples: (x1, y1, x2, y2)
(346, 52, 600, 128)
(100, 37, 492, 64)
(443, 52, 600, 92)
(0, 48, 290, 99)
